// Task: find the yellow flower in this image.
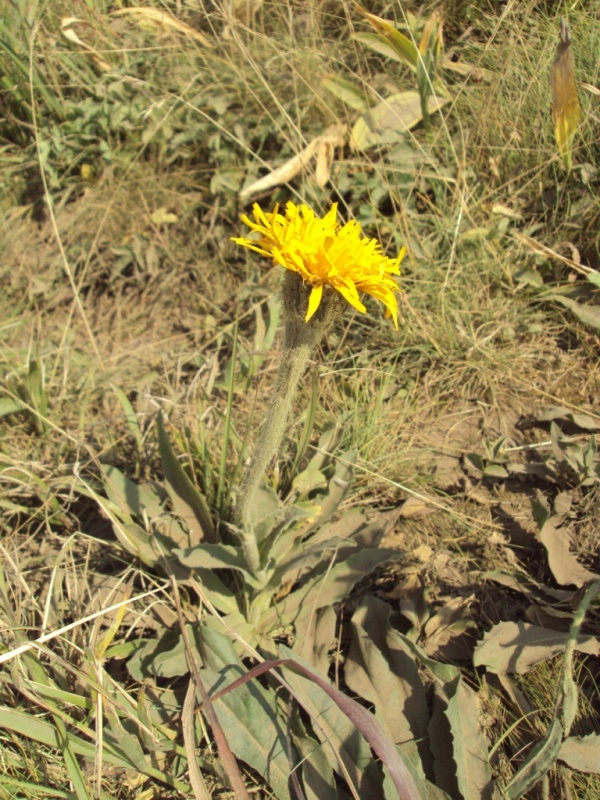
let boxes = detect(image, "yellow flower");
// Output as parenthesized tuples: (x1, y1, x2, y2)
(232, 201, 404, 328)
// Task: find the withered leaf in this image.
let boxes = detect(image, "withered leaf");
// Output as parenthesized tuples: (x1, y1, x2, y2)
(473, 621, 600, 674)
(539, 515, 598, 588)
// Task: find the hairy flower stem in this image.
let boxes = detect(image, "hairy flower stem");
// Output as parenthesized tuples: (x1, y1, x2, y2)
(236, 275, 343, 574)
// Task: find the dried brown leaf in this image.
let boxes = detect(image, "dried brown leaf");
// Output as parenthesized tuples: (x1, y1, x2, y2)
(238, 124, 346, 203)
(422, 595, 477, 660)
(345, 597, 432, 783)
(474, 621, 600, 674)
(559, 734, 600, 774)
(539, 515, 598, 588)
(400, 497, 438, 518)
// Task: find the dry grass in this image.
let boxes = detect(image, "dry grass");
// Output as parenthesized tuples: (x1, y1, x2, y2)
(1, 1, 600, 798)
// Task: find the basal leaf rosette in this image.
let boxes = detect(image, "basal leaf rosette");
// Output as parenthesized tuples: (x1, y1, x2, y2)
(233, 201, 405, 328)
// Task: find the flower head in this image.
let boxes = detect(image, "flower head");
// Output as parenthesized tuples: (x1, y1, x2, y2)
(232, 201, 405, 328)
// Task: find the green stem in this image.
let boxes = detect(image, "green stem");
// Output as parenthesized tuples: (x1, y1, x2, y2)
(235, 275, 343, 575)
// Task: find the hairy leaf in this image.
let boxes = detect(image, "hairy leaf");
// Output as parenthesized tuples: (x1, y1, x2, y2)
(174, 542, 264, 588)
(258, 545, 400, 636)
(157, 413, 216, 544)
(290, 707, 338, 800)
(443, 677, 493, 800)
(505, 719, 563, 799)
(197, 626, 293, 800)
(278, 648, 391, 799)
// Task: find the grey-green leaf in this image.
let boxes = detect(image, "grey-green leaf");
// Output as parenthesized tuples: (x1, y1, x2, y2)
(174, 543, 264, 588)
(157, 413, 216, 543)
(197, 625, 293, 800)
(504, 719, 563, 799)
(444, 677, 494, 800)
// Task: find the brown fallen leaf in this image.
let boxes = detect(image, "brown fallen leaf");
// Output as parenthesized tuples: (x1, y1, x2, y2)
(512, 232, 589, 275)
(238, 124, 346, 203)
(399, 496, 439, 518)
(474, 620, 600, 674)
(539, 514, 598, 588)
(422, 595, 477, 660)
(412, 543, 434, 562)
(559, 734, 600, 774)
(111, 7, 213, 47)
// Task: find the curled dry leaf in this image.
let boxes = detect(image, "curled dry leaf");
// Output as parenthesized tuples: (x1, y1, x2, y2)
(512, 232, 588, 275)
(111, 6, 213, 47)
(238, 124, 346, 203)
(60, 18, 112, 71)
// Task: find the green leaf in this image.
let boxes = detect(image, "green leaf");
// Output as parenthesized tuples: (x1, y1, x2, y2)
(514, 266, 544, 287)
(191, 569, 240, 615)
(0, 396, 23, 416)
(505, 719, 563, 799)
(290, 707, 338, 800)
(277, 648, 422, 799)
(173, 542, 264, 588)
(0, 706, 150, 774)
(346, 598, 447, 797)
(157, 413, 216, 543)
(197, 625, 293, 800)
(54, 716, 91, 800)
(25, 684, 92, 711)
(323, 74, 370, 112)
(353, 22, 418, 70)
(270, 536, 356, 587)
(291, 461, 327, 497)
(112, 386, 143, 449)
(127, 629, 189, 679)
(259, 542, 400, 636)
(244, 482, 281, 542)
(88, 481, 159, 564)
(443, 678, 494, 800)
(585, 269, 600, 289)
(547, 293, 600, 330)
(101, 464, 164, 519)
(350, 91, 449, 150)
(482, 464, 509, 478)
(305, 451, 356, 531)
(279, 646, 383, 797)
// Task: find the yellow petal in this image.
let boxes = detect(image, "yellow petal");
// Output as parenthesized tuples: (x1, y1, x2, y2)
(335, 278, 366, 314)
(305, 284, 323, 322)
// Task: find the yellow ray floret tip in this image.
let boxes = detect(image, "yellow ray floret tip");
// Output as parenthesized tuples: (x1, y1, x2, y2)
(232, 202, 404, 328)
